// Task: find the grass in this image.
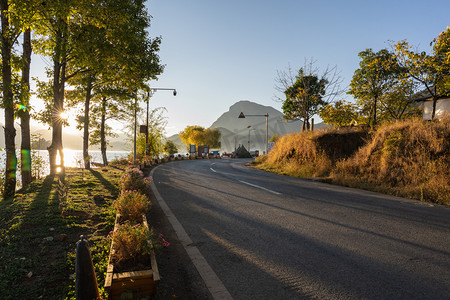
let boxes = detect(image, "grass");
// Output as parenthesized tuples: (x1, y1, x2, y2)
(253, 118, 449, 205)
(0, 166, 124, 299)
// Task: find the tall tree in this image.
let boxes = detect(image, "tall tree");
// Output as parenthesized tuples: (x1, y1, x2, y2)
(276, 60, 343, 131)
(348, 49, 400, 126)
(392, 28, 450, 120)
(19, 29, 32, 185)
(66, 0, 163, 168)
(1, 0, 17, 198)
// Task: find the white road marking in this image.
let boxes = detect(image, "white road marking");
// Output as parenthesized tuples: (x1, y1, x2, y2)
(150, 167, 233, 300)
(210, 167, 217, 173)
(238, 180, 282, 195)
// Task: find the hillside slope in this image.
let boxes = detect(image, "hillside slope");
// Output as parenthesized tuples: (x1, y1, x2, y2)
(254, 118, 449, 205)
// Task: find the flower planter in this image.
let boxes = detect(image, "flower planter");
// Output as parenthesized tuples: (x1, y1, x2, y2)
(105, 214, 160, 299)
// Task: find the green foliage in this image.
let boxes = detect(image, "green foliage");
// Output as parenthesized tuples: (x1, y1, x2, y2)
(133, 106, 168, 158)
(179, 125, 222, 150)
(281, 68, 328, 128)
(163, 140, 178, 155)
(348, 48, 401, 126)
(319, 100, 360, 128)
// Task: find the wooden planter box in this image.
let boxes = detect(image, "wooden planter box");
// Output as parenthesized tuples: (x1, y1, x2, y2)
(105, 214, 160, 299)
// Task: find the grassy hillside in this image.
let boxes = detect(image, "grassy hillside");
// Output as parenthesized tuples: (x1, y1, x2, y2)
(253, 118, 449, 205)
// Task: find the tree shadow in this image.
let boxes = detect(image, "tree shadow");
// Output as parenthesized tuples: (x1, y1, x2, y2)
(89, 169, 119, 197)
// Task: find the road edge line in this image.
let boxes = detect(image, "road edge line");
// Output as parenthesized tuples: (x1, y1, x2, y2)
(150, 166, 233, 300)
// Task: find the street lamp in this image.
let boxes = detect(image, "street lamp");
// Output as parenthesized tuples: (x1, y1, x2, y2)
(145, 88, 177, 155)
(238, 112, 269, 155)
(133, 88, 177, 165)
(247, 125, 255, 153)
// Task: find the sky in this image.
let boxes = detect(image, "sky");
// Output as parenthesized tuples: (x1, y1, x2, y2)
(1, 0, 449, 138)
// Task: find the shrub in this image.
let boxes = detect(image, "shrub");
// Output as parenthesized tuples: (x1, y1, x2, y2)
(118, 167, 150, 194)
(109, 222, 152, 263)
(110, 156, 131, 166)
(115, 190, 150, 222)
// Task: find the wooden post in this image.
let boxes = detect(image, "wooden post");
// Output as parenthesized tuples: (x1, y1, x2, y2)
(75, 236, 100, 300)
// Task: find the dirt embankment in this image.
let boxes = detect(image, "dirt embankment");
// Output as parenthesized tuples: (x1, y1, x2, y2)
(254, 118, 449, 205)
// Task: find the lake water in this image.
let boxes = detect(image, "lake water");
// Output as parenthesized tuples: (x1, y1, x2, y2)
(0, 149, 130, 177)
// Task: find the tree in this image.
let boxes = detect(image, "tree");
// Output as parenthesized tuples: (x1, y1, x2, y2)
(269, 134, 279, 143)
(131, 107, 167, 159)
(378, 79, 421, 120)
(33, 0, 82, 174)
(1, 0, 17, 198)
(179, 126, 221, 150)
(319, 100, 360, 128)
(163, 140, 178, 155)
(392, 28, 450, 120)
(276, 60, 343, 131)
(348, 49, 401, 126)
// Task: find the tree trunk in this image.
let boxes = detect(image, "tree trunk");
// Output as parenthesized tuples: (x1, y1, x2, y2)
(431, 96, 437, 120)
(20, 28, 32, 186)
(83, 79, 93, 169)
(100, 97, 108, 166)
(1, 0, 17, 199)
(372, 95, 378, 126)
(49, 20, 67, 175)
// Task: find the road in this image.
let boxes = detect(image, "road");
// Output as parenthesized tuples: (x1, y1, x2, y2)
(151, 158, 450, 300)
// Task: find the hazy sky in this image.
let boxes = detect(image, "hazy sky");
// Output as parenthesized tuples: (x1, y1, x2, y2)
(1, 0, 449, 138)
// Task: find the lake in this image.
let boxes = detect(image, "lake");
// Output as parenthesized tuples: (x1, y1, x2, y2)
(0, 149, 130, 177)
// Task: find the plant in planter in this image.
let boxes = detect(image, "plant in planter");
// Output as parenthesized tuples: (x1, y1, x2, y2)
(105, 216, 160, 299)
(109, 222, 152, 268)
(118, 168, 151, 195)
(114, 190, 150, 223)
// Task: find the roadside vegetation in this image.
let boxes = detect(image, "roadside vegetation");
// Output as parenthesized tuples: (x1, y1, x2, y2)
(0, 166, 124, 299)
(253, 118, 449, 205)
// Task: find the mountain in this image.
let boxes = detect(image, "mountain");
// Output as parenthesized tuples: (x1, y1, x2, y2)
(169, 100, 328, 153)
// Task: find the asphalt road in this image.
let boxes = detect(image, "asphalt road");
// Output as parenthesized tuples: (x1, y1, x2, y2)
(151, 158, 450, 300)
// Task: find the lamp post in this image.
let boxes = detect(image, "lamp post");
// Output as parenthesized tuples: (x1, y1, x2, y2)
(238, 112, 269, 155)
(144, 88, 177, 156)
(133, 88, 177, 165)
(247, 125, 255, 153)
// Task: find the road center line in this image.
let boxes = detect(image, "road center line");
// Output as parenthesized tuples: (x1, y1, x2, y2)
(238, 180, 282, 195)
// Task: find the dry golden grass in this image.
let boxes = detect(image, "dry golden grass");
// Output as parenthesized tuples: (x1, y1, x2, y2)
(254, 127, 368, 178)
(333, 118, 449, 205)
(253, 118, 449, 205)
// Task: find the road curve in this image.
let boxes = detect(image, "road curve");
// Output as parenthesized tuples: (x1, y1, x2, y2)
(151, 158, 450, 300)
